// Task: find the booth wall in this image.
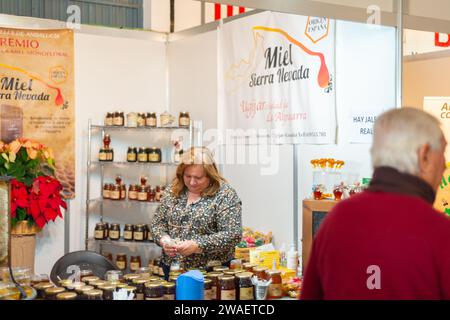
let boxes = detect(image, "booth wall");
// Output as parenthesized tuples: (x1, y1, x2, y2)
(0, 15, 167, 274)
(404, 52, 450, 108)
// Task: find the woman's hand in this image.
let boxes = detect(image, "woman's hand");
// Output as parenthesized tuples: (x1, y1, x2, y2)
(160, 236, 177, 257)
(175, 240, 202, 257)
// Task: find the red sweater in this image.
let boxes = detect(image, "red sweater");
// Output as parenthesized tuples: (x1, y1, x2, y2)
(301, 192, 450, 300)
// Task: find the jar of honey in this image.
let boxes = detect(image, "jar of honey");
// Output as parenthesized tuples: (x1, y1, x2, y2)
(162, 283, 176, 300)
(145, 282, 163, 300)
(137, 113, 146, 127)
(145, 112, 157, 127)
(130, 256, 142, 272)
(123, 224, 134, 241)
(236, 272, 254, 300)
(105, 112, 113, 126)
(253, 266, 269, 281)
(179, 112, 190, 128)
(267, 270, 283, 299)
(128, 185, 138, 201)
(133, 225, 145, 241)
(133, 278, 148, 300)
(206, 272, 223, 300)
(138, 147, 148, 162)
(219, 276, 236, 300)
(127, 147, 137, 162)
(109, 223, 120, 240)
(110, 185, 121, 200)
(45, 287, 66, 300)
(204, 279, 213, 300)
(148, 147, 161, 163)
(116, 253, 127, 271)
(94, 223, 105, 240)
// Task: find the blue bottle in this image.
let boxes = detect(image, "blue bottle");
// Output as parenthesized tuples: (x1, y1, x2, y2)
(176, 270, 204, 300)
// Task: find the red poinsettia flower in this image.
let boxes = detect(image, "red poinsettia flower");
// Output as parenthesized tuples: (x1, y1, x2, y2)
(29, 176, 66, 228)
(10, 179, 29, 218)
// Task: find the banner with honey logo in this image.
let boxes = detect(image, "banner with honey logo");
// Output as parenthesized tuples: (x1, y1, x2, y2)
(0, 28, 75, 199)
(218, 12, 336, 144)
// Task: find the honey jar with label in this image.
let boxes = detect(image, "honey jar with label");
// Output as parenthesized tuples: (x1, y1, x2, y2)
(163, 283, 176, 300)
(109, 224, 120, 240)
(253, 266, 269, 281)
(219, 276, 236, 300)
(128, 185, 138, 201)
(206, 272, 223, 300)
(105, 112, 114, 126)
(204, 279, 213, 300)
(102, 183, 111, 199)
(109, 185, 121, 200)
(267, 270, 283, 299)
(130, 256, 142, 272)
(236, 272, 254, 300)
(179, 112, 190, 128)
(94, 223, 105, 240)
(133, 278, 148, 300)
(148, 147, 162, 163)
(133, 224, 145, 241)
(145, 282, 163, 300)
(138, 147, 148, 162)
(98, 285, 115, 300)
(116, 253, 127, 271)
(127, 147, 137, 162)
(137, 113, 146, 127)
(123, 224, 134, 241)
(146, 112, 157, 127)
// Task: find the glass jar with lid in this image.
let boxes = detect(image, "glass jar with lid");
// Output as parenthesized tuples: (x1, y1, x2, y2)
(148, 147, 162, 163)
(85, 289, 103, 300)
(130, 256, 142, 272)
(123, 224, 134, 241)
(128, 185, 138, 201)
(137, 113, 146, 127)
(76, 285, 94, 299)
(145, 112, 157, 127)
(127, 147, 137, 162)
(124, 274, 141, 285)
(206, 272, 223, 300)
(94, 223, 105, 240)
(81, 276, 100, 285)
(110, 185, 121, 200)
(133, 225, 145, 241)
(162, 283, 176, 300)
(133, 278, 148, 300)
(219, 276, 236, 300)
(267, 270, 283, 299)
(236, 272, 254, 300)
(105, 112, 114, 126)
(145, 282, 163, 300)
(116, 253, 127, 271)
(66, 282, 85, 293)
(108, 223, 120, 240)
(113, 112, 122, 126)
(102, 183, 111, 199)
(179, 112, 190, 128)
(35, 282, 54, 299)
(138, 147, 148, 162)
(98, 285, 115, 300)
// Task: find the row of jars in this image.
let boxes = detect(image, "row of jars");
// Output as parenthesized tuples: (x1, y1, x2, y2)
(99, 134, 114, 162)
(32, 275, 176, 301)
(103, 183, 166, 202)
(127, 147, 162, 163)
(104, 111, 190, 128)
(94, 223, 153, 242)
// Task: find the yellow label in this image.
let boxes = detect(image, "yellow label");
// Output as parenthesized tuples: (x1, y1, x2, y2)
(250, 250, 280, 269)
(116, 261, 125, 270)
(148, 154, 160, 162)
(94, 230, 104, 239)
(130, 262, 140, 271)
(163, 294, 175, 300)
(239, 287, 254, 300)
(211, 286, 217, 300)
(102, 190, 110, 198)
(127, 154, 136, 161)
(138, 154, 148, 162)
(124, 231, 133, 240)
(137, 193, 148, 201)
(221, 289, 236, 300)
(110, 191, 120, 200)
(136, 293, 144, 301)
(204, 289, 213, 300)
(145, 297, 163, 300)
(107, 152, 113, 161)
(128, 191, 138, 199)
(268, 284, 282, 298)
(105, 118, 113, 126)
(179, 117, 190, 127)
(134, 232, 143, 241)
(98, 152, 107, 161)
(146, 118, 157, 127)
(109, 230, 119, 239)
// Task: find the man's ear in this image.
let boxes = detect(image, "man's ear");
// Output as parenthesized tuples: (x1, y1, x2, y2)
(418, 144, 431, 173)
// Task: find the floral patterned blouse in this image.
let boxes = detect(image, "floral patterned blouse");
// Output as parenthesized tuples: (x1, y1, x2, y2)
(151, 182, 242, 269)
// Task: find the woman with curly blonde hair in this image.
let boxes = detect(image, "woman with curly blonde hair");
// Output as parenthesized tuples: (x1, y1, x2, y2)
(151, 147, 242, 278)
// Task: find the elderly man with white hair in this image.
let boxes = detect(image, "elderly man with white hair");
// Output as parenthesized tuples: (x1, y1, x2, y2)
(301, 108, 450, 300)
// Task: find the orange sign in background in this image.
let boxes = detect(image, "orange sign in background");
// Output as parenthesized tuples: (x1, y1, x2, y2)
(0, 28, 75, 199)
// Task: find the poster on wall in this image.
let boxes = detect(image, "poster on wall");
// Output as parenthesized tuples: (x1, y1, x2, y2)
(0, 28, 75, 199)
(423, 97, 450, 216)
(218, 11, 336, 144)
